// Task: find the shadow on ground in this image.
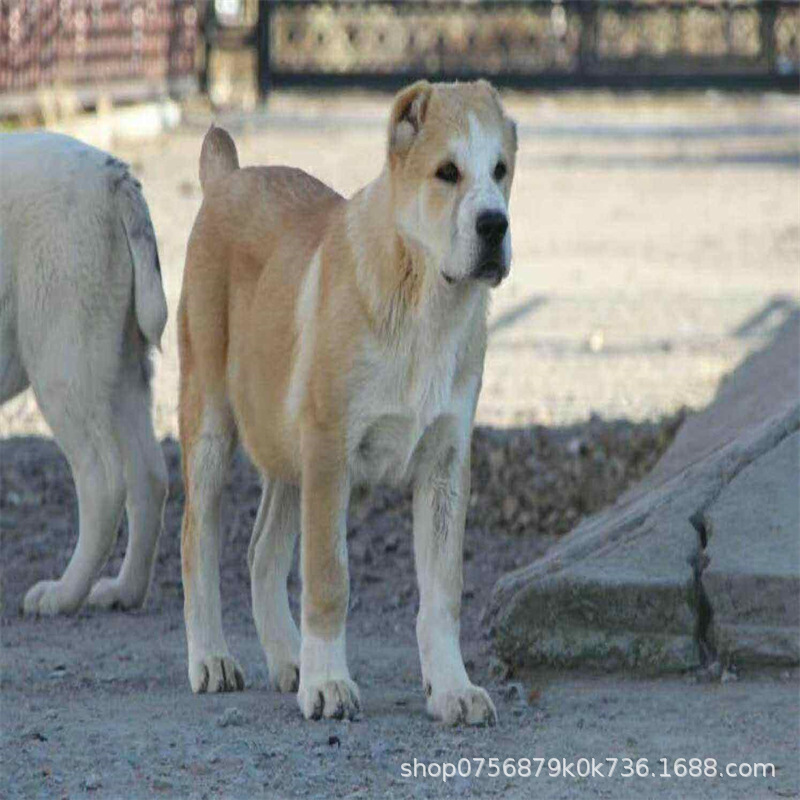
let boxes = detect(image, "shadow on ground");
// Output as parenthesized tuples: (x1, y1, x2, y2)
(0, 414, 684, 619)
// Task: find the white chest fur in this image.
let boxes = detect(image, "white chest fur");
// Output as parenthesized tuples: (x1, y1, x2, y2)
(346, 316, 478, 489)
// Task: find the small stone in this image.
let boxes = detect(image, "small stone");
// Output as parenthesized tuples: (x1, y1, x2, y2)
(720, 668, 738, 684)
(217, 707, 245, 728)
(502, 682, 524, 702)
(502, 496, 519, 522)
(488, 449, 506, 475)
(707, 661, 723, 680)
(349, 539, 369, 563)
(588, 330, 605, 353)
(489, 657, 511, 680)
(84, 773, 101, 791)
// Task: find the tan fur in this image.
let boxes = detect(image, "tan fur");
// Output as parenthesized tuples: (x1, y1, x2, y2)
(179, 80, 517, 722)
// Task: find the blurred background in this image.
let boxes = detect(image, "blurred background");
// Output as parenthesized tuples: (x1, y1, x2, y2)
(1, 0, 799, 495)
(2, 11, 799, 791)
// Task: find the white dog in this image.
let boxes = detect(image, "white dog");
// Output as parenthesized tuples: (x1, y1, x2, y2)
(0, 131, 168, 616)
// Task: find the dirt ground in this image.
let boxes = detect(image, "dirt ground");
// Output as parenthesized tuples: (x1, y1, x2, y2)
(1, 90, 799, 799)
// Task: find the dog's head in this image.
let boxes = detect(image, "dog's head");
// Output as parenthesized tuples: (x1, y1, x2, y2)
(387, 80, 517, 287)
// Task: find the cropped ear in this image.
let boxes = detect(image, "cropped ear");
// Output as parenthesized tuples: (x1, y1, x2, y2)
(388, 80, 433, 157)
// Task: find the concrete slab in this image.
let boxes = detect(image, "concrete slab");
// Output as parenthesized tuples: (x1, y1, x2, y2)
(487, 313, 800, 672)
(703, 431, 800, 664)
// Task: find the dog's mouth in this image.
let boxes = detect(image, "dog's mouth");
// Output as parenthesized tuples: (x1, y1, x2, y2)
(441, 261, 507, 288)
(472, 256, 508, 286)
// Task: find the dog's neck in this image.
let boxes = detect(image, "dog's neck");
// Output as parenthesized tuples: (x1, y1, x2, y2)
(348, 169, 484, 344)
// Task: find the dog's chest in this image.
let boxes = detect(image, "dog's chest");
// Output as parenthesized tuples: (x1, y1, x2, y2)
(347, 342, 463, 487)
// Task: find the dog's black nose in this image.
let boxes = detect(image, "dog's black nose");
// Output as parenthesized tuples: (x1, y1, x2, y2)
(476, 211, 508, 246)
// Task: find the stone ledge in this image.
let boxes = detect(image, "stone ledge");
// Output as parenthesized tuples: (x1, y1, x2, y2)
(487, 312, 800, 673)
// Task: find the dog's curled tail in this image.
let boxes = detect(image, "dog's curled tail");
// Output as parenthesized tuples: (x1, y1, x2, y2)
(199, 124, 239, 193)
(115, 171, 169, 349)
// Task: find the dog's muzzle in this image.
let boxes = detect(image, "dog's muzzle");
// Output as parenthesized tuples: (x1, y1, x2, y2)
(471, 210, 509, 287)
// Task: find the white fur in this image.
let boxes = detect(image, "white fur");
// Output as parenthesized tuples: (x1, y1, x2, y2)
(398, 113, 512, 284)
(286, 248, 322, 423)
(184, 403, 244, 692)
(346, 288, 483, 488)
(341, 228, 495, 722)
(0, 131, 168, 616)
(451, 113, 512, 281)
(248, 478, 301, 692)
(412, 414, 496, 725)
(297, 628, 360, 720)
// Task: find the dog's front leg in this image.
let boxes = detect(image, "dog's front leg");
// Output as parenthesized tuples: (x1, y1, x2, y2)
(297, 425, 360, 720)
(413, 437, 497, 726)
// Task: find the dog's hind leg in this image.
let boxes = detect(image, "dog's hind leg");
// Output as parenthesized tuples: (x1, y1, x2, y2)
(87, 363, 167, 610)
(248, 478, 301, 693)
(180, 376, 244, 693)
(23, 391, 126, 616)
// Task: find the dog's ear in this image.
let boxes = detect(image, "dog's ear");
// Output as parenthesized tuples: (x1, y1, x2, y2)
(478, 79, 518, 156)
(388, 81, 433, 157)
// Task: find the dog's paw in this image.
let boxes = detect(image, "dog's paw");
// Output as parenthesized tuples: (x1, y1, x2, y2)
(298, 678, 360, 721)
(86, 577, 145, 611)
(23, 580, 76, 616)
(270, 662, 300, 694)
(189, 655, 245, 694)
(426, 683, 497, 727)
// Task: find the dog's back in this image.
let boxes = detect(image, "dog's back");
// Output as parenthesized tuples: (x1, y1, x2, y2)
(179, 128, 345, 477)
(0, 131, 167, 391)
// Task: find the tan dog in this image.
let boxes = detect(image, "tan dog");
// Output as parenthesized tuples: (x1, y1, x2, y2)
(178, 80, 517, 725)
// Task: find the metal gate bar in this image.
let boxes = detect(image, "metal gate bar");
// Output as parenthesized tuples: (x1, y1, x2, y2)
(252, 0, 799, 93)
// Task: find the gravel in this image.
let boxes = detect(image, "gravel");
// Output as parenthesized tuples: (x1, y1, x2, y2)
(2, 425, 798, 799)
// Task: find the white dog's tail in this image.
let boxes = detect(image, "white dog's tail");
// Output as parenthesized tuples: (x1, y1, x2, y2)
(199, 124, 239, 192)
(114, 171, 169, 348)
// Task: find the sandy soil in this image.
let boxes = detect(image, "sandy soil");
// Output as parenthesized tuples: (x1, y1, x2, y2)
(1, 91, 799, 799)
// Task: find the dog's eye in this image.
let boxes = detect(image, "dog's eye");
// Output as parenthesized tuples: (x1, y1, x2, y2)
(435, 162, 460, 184)
(493, 161, 507, 181)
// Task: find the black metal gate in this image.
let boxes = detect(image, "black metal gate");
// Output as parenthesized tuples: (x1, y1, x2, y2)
(249, 0, 800, 92)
